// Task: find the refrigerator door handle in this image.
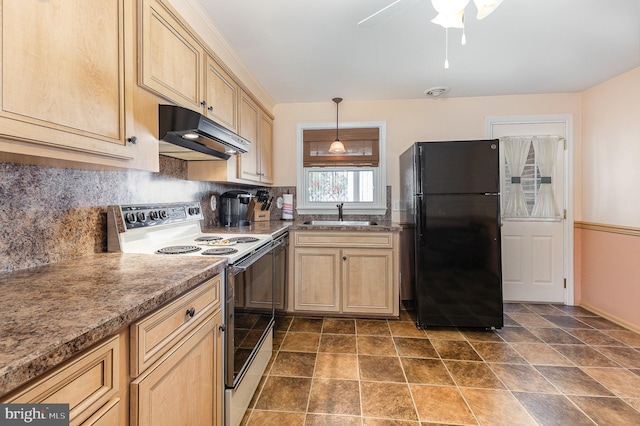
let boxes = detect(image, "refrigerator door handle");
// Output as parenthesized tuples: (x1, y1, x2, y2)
(415, 194, 425, 246)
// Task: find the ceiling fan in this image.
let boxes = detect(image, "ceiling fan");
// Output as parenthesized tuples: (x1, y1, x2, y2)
(357, 0, 504, 29)
(357, 0, 504, 69)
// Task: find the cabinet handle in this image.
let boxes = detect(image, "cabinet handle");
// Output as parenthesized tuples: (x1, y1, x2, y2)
(219, 325, 226, 332)
(207, 106, 213, 112)
(127, 136, 138, 144)
(342, 256, 347, 261)
(186, 307, 196, 318)
(200, 100, 207, 107)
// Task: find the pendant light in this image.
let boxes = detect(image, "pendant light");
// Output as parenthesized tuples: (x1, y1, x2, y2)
(328, 97, 346, 154)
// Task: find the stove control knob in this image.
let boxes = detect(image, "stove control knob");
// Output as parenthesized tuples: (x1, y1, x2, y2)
(195, 206, 201, 214)
(136, 212, 146, 223)
(159, 210, 168, 219)
(149, 210, 159, 220)
(188, 207, 195, 215)
(125, 212, 136, 223)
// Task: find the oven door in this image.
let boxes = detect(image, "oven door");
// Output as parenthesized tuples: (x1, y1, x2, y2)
(225, 240, 277, 389)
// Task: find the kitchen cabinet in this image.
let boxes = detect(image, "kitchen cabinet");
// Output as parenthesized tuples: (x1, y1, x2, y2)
(237, 91, 274, 184)
(1, 333, 127, 426)
(291, 232, 399, 316)
(0, 0, 136, 167)
(139, 0, 238, 132)
(130, 275, 223, 426)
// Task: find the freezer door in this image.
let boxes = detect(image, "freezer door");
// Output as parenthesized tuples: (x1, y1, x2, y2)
(415, 194, 503, 328)
(419, 140, 499, 194)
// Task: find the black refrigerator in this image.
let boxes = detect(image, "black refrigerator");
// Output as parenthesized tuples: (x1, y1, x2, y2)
(399, 140, 503, 329)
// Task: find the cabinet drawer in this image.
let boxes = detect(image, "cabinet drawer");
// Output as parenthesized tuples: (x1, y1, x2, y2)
(130, 275, 221, 377)
(3, 335, 120, 426)
(294, 232, 393, 248)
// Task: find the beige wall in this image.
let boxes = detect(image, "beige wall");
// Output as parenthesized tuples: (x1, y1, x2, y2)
(578, 67, 640, 330)
(581, 67, 640, 227)
(273, 94, 581, 222)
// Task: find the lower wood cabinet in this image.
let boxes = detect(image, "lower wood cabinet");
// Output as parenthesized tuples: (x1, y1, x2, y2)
(130, 310, 223, 426)
(1, 333, 127, 426)
(130, 275, 223, 426)
(2, 275, 224, 426)
(292, 231, 399, 317)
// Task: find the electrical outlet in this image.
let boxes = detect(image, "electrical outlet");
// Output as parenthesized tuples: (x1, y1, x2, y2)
(393, 200, 400, 211)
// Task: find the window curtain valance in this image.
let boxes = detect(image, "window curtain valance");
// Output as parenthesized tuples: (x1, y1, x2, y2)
(303, 128, 379, 167)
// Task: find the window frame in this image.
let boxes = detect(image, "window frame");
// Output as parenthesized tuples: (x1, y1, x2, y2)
(296, 121, 387, 215)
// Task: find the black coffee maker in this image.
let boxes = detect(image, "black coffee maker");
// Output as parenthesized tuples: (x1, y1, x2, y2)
(219, 190, 253, 226)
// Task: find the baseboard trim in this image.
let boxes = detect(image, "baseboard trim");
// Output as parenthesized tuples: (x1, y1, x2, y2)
(578, 302, 640, 334)
(575, 221, 640, 237)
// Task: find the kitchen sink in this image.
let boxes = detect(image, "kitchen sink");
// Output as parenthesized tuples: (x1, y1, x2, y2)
(302, 220, 378, 226)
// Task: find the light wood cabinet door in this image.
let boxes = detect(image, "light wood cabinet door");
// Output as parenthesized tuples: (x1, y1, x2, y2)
(205, 55, 239, 132)
(0, 0, 134, 160)
(342, 248, 395, 315)
(294, 247, 341, 312)
(259, 112, 274, 184)
(2, 334, 124, 426)
(131, 311, 223, 426)
(139, 0, 204, 112)
(237, 90, 274, 184)
(237, 91, 260, 181)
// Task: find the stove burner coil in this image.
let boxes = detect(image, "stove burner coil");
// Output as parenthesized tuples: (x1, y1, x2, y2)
(155, 245, 202, 255)
(201, 247, 238, 256)
(194, 236, 223, 242)
(228, 236, 259, 244)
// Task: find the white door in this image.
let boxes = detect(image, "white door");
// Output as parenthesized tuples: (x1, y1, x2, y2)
(489, 119, 569, 303)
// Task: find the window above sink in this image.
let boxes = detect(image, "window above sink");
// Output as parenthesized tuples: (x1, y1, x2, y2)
(296, 122, 387, 216)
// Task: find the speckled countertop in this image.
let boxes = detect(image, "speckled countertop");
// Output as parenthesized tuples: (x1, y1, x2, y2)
(288, 220, 400, 232)
(204, 220, 400, 234)
(0, 253, 226, 398)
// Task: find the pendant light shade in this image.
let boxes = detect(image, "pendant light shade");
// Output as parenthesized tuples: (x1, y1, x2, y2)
(328, 97, 346, 154)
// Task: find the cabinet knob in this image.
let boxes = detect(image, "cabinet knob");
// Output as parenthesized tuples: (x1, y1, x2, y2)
(343, 256, 347, 261)
(186, 307, 196, 318)
(200, 100, 207, 107)
(207, 106, 213, 112)
(219, 325, 226, 332)
(127, 136, 138, 144)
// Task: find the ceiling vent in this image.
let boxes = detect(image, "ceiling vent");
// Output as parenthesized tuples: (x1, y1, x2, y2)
(424, 86, 450, 98)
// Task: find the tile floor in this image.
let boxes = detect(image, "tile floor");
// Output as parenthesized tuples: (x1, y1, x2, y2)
(241, 303, 640, 425)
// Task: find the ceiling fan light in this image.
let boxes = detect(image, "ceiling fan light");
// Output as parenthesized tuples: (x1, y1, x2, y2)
(431, 0, 470, 15)
(329, 140, 346, 154)
(473, 0, 503, 20)
(431, 11, 465, 29)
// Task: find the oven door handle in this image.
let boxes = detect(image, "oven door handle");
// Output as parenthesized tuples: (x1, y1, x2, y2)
(229, 240, 275, 273)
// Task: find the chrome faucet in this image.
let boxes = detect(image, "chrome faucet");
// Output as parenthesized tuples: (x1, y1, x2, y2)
(337, 203, 344, 221)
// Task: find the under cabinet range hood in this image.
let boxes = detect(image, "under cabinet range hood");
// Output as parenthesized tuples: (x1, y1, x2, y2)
(158, 104, 251, 161)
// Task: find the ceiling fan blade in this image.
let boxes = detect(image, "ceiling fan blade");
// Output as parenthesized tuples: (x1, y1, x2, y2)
(357, 0, 420, 28)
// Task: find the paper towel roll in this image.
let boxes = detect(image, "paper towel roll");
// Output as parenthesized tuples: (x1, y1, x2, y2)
(282, 193, 294, 220)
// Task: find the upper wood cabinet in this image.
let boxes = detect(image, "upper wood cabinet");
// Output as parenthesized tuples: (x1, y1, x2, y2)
(0, 0, 136, 165)
(237, 91, 274, 184)
(205, 56, 239, 133)
(139, 0, 239, 133)
(139, 0, 204, 111)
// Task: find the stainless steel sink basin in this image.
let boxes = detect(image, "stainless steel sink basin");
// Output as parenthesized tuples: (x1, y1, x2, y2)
(303, 220, 378, 226)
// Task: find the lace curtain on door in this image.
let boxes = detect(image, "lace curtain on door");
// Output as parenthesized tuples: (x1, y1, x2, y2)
(502, 136, 530, 217)
(531, 135, 561, 218)
(501, 135, 562, 219)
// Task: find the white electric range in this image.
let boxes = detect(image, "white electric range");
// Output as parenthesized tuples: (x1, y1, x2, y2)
(106, 201, 279, 426)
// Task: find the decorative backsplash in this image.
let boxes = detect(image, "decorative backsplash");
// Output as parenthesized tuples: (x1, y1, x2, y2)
(0, 157, 257, 273)
(0, 156, 392, 273)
